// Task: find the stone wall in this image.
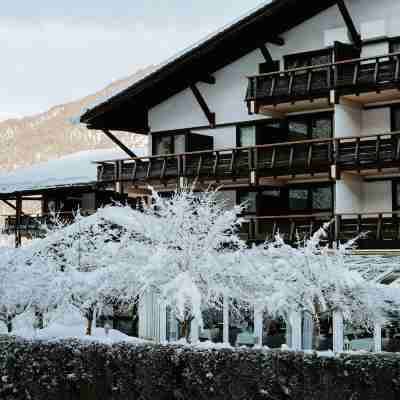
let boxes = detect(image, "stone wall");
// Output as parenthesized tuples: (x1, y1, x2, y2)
(1, 335, 400, 400)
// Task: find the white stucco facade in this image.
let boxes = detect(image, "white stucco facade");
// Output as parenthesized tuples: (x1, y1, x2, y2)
(146, 0, 400, 219)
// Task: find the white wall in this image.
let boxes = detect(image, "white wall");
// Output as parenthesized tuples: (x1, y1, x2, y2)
(335, 99, 362, 138)
(336, 176, 363, 214)
(361, 108, 391, 136)
(362, 181, 392, 213)
(149, 0, 400, 134)
(336, 177, 393, 214)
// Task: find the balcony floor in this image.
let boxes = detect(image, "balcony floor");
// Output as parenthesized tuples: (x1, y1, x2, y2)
(258, 97, 332, 115)
(341, 88, 400, 107)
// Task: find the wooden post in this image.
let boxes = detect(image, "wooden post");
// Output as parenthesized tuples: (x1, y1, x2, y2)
(15, 195, 22, 248)
(190, 317, 200, 344)
(302, 311, 313, 350)
(333, 309, 344, 353)
(289, 311, 302, 351)
(254, 304, 263, 347)
(223, 295, 229, 344)
(374, 322, 382, 352)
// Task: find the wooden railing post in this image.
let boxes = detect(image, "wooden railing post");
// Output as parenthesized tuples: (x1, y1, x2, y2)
(395, 55, 400, 81)
(114, 161, 119, 181)
(213, 151, 220, 177)
(249, 218, 256, 241)
(377, 213, 383, 240)
(131, 160, 138, 181)
(374, 57, 380, 85)
(335, 215, 341, 246)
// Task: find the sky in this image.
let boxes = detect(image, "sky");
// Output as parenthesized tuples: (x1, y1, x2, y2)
(0, 0, 268, 121)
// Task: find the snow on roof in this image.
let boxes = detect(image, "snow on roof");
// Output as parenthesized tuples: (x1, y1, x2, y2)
(82, 1, 273, 115)
(0, 148, 145, 194)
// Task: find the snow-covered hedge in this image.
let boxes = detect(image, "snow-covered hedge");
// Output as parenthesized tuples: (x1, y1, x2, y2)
(1, 336, 400, 400)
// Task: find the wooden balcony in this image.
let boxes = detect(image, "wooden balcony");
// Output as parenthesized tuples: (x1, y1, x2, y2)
(2, 211, 93, 238)
(246, 52, 400, 113)
(97, 131, 400, 186)
(242, 212, 400, 249)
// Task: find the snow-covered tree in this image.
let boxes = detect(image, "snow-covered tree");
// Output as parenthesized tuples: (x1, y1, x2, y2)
(96, 187, 246, 339)
(237, 224, 400, 345)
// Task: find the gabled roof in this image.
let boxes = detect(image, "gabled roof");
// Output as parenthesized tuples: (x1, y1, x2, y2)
(80, 0, 337, 133)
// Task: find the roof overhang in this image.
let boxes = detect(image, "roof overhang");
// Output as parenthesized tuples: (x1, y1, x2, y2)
(80, 0, 338, 133)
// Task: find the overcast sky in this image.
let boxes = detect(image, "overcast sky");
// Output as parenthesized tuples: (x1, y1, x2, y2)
(0, 0, 268, 121)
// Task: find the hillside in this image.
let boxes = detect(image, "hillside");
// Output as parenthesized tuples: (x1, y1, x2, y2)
(0, 67, 154, 173)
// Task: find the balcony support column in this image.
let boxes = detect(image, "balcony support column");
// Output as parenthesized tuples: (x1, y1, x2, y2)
(333, 309, 344, 353)
(374, 322, 382, 352)
(223, 295, 230, 344)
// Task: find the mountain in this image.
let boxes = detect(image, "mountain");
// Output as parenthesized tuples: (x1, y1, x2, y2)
(0, 66, 155, 174)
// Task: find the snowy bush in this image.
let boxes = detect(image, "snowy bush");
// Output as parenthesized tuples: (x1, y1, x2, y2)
(1, 336, 400, 400)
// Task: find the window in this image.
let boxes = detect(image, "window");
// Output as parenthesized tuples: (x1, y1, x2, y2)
(237, 191, 257, 214)
(153, 135, 174, 155)
(285, 49, 333, 71)
(288, 113, 333, 140)
(392, 106, 400, 132)
(289, 188, 309, 210)
(289, 185, 333, 211)
(237, 120, 288, 147)
(312, 186, 333, 210)
(288, 120, 308, 140)
(312, 116, 332, 139)
(238, 125, 256, 147)
(390, 38, 400, 54)
(259, 60, 280, 74)
(393, 181, 400, 211)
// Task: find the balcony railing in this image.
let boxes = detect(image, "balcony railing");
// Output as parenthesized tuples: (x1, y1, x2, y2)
(246, 52, 400, 109)
(96, 131, 400, 185)
(2, 211, 94, 237)
(242, 211, 400, 247)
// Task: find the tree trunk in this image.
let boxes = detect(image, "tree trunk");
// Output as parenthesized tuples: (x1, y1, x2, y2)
(177, 316, 194, 342)
(35, 309, 44, 330)
(85, 317, 93, 336)
(85, 308, 94, 336)
(6, 318, 12, 333)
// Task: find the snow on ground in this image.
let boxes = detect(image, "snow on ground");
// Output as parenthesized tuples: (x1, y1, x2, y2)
(0, 147, 145, 194)
(0, 308, 145, 344)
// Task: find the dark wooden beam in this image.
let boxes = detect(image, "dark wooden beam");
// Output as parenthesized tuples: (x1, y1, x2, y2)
(199, 75, 216, 85)
(102, 129, 140, 159)
(336, 0, 362, 48)
(1, 199, 17, 211)
(189, 84, 216, 127)
(1, 199, 27, 215)
(259, 44, 274, 64)
(267, 36, 285, 46)
(15, 195, 22, 248)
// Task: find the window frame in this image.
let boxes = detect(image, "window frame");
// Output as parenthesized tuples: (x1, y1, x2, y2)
(284, 48, 333, 71)
(236, 112, 333, 147)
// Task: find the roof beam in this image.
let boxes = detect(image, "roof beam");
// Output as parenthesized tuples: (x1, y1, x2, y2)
(199, 75, 216, 85)
(259, 44, 274, 64)
(267, 36, 285, 46)
(1, 199, 25, 215)
(189, 84, 216, 127)
(102, 129, 139, 159)
(336, 0, 362, 48)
